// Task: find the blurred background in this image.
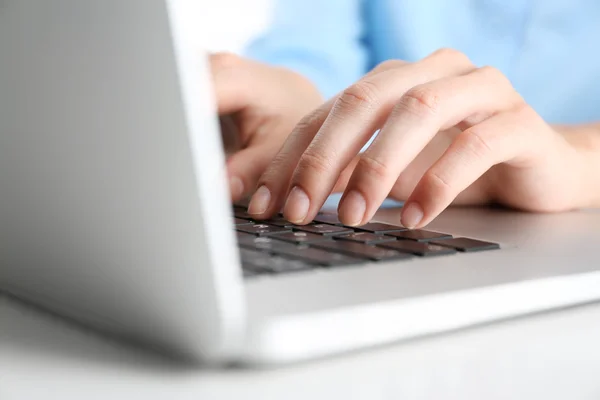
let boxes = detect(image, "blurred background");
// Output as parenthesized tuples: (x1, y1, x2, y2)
(200, 0, 271, 53)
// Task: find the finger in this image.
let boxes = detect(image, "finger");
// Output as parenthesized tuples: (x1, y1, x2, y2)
(401, 106, 537, 228)
(246, 97, 337, 218)
(339, 66, 523, 226)
(245, 60, 411, 218)
(283, 51, 475, 224)
(226, 142, 281, 202)
(331, 155, 360, 193)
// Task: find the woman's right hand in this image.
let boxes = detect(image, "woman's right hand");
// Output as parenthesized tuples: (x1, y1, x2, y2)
(209, 53, 323, 203)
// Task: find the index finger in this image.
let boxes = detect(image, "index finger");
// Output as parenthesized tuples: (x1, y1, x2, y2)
(340, 66, 522, 226)
(281, 52, 474, 224)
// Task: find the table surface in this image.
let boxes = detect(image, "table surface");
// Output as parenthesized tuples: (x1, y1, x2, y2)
(2, 292, 600, 400)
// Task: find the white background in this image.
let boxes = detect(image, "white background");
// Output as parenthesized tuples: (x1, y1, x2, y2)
(197, 0, 273, 53)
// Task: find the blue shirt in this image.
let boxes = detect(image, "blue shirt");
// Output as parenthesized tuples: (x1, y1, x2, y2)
(246, 0, 600, 124)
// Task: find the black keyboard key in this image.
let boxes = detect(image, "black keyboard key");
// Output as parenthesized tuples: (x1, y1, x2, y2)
(294, 224, 354, 236)
(271, 231, 333, 244)
(239, 248, 271, 263)
(237, 231, 260, 246)
(249, 256, 315, 274)
(242, 268, 261, 278)
(234, 218, 254, 226)
(242, 262, 271, 278)
(354, 222, 408, 234)
(261, 216, 296, 227)
(311, 240, 412, 261)
(238, 236, 298, 253)
(430, 237, 500, 252)
(236, 223, 292, 236)
(240, 249, 313, 276)
(377, 240, 457, 257)
(240, 249, 273, 275)
(386, 230, 452, 242)
(272, 244, 364, 266)
(313, 214, 343, 225)
(334, 232, 396, 244)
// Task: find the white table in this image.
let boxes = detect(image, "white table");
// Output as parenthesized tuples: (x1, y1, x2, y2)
(2, 293, 600, 400)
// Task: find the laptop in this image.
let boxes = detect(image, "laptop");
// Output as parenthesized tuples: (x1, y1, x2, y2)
(2, 0, 600, 365)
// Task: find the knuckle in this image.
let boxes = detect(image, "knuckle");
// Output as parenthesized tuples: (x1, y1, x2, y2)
(210, 52, 241, 71)
(431, 47, 472, 66)
(461, 127, 494, 158)
(514, 103, 538, 120)
(357, 154, 391, 180)
(294, 109, 325, 132)
(478, 65, 509, 84)
(259, 156, 286, 184)
(371, 59, 406, 73)
(297, 151, 334, 176)
(422, 170, 453, 197)
(338, 80, 381, 110)
(477, 66, 525, 106)
(397, 86, 440, 116)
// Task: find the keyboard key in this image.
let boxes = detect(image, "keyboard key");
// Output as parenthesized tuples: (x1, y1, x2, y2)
(271, 231, 333, 244)
(240, 249, 273, 275)
(237, 231, 260, 246)
(234, 218, 254, 226)
(238, 236, 298, 253)
(386, 230, 452, 242)
(272, 244, 364, 266)
(242, 267, 261, 278)
(249, 256, 315, 274)
(354, 222, 408, 234)
(261, 216, 295, 227)
(430, 237, 500, 252)
(313, 214, 343, 225)
(311, 240, 412, 261)
(236, 223, 292, 236)
(239, 248, 272, 262)
(240, 249, 314, 276)
(334, 232, 396, 244)
(377, 240, 457, 257)
(294, 224, 354, 236)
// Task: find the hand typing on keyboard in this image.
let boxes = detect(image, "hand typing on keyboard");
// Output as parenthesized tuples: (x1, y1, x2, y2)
(210, 53, 323, 203)
(212, 51, 600, 228)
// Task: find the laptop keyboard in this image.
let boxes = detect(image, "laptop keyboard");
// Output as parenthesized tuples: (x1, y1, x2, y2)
(233, 206, 500, 278)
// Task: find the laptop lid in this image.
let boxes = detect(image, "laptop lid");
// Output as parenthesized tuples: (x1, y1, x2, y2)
(0, 0, 245, 362)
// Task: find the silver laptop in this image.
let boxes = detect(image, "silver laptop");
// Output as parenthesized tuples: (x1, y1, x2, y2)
(2, 0, 600, 365)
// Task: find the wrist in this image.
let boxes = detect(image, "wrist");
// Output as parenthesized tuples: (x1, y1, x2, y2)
(557, 124, 600, 208)
(580, 149, 600, 208)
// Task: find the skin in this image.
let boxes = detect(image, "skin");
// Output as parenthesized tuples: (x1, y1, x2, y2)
(211, 50, 600, 228)
(210, 52, 323, 202)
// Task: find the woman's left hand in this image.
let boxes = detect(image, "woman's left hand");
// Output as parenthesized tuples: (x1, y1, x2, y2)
(247, 48, 588, 228)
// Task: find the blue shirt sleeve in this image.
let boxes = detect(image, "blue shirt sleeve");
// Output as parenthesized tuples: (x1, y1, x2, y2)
(244, 0, 368, 99)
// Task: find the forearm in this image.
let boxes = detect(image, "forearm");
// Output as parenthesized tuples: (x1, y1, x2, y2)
(555, 123, 600, 208)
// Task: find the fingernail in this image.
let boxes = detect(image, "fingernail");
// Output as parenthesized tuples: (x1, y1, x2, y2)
(248, 185, 271, 215)
(401, 202, 423, 229)
(284, 186, 310, 223)
(338, 190, 366, 226)
(229, 176, 244, 200)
